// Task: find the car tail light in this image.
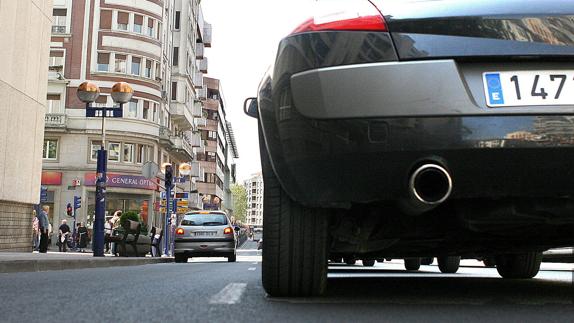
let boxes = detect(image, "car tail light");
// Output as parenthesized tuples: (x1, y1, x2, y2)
(290, 0, 386, 35)
(176, 228, 184, 235)
(224, 227, 233, 235)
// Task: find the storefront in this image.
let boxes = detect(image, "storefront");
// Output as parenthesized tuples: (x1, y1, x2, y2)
(84, 173, 158, 228)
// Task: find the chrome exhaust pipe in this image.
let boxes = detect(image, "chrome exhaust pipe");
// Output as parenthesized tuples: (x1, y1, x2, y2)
(399, 163, 453, 215)
(409, 164, 453, 205)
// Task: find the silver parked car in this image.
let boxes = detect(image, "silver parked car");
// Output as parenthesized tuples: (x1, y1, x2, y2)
(174, 211, 237, 263)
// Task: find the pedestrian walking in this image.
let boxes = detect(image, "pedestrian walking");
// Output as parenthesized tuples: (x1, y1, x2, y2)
(58, 219, 71, 252)
(38, 206, 50, 253)
(32, 210, 40, 251)
(104, 218, 112, 253)
(110, 210, 122, 255)
(77, 222, 89, 253)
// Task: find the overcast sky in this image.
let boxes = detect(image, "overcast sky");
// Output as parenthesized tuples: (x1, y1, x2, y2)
(202, 0, 315, 182)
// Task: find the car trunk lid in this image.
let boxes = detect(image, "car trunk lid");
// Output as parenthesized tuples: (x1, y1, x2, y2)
(374, 0, 574, 59)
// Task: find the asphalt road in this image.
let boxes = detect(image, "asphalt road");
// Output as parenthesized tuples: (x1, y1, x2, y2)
(1, 252, 573, 323)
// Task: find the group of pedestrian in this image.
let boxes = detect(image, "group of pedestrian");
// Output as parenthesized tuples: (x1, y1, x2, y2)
(34, 205, 90, 253)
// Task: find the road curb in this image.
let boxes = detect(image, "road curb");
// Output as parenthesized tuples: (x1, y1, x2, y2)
(0, 257, 173, 274)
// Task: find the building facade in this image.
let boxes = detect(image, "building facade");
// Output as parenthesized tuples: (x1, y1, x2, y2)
(196, 77, 238, 213)
(43, 0, 210, 238)
(244, 173, 263, 228)
(0, 0, 53, 251)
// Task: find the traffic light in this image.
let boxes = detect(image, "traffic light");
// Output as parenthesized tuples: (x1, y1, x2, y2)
(165, 164, 173, 189)
(66, 203, 73, 217)
(74, 196, 81, 209)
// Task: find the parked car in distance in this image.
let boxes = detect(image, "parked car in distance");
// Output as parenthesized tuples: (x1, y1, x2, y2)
(174, 211, 237, 263)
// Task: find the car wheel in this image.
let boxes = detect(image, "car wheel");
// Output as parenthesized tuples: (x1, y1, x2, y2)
(438, 256, 461, 273)
(496, 252, 542, 279)
(362, 259, 375, 267)
(228, 254, 237, 263)
(344, 257, 356, 265)
(404, 258, 421, 271)
(421, 257, 434, 265)
(260, 127, 328, 297)
(330, 257, 343, 263)
(174, 254, 188, 263)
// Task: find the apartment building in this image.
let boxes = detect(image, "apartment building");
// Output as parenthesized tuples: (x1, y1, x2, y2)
(0, 0, 52, 251)
(42, 0, 210, 234)
(244, 173, 264, 228)
(196, 77, 239, 213)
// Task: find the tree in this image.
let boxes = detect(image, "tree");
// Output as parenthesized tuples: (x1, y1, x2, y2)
(231, 184, 247, 223)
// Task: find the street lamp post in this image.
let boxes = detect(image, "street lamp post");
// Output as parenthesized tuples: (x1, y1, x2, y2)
(77, 81, 133, 257)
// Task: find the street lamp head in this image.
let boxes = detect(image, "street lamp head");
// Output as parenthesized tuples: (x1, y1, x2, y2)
(77, 81, 100, 103)
(111, 82, 133, 104)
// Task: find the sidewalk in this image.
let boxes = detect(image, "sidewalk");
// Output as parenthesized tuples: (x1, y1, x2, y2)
(0, 251, 173, 274)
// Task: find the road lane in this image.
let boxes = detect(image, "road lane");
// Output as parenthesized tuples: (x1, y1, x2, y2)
(0, 253, 572, 323)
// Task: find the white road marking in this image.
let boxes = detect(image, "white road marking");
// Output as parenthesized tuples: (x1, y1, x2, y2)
(209, 283, 247, 305)
(252, 262, 258, 265)
(248, 267, 256, 271)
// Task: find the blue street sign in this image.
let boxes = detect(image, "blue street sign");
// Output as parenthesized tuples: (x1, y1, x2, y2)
(74, 196, 82, 210)
(86, 107, 123, 118)
(174, 176, 187, 183)
(40, 185, 48, 203)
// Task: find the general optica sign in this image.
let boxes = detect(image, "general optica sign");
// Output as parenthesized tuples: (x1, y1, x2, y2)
(84, 173, 157, 190)
(41, 172, 63, 185)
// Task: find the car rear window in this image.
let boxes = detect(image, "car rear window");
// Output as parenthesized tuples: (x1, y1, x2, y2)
(181, 213, 228, 226)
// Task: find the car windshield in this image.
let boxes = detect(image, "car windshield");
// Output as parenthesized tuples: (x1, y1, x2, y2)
(181, 213, 228, 226)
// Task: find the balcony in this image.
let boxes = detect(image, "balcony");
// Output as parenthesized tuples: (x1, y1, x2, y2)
(169, 102, 193, 130)
(51, 25, 67, 34)
(159, 126, 175, 147)
(190, 161, 202, 178)
(199, 58, 208, 73)
(44, 114, 66, 128)
(191, 132, 204, 148)
(198, 87, 207, 100)
(172, 135, 194, 160)
(195, 43, 204, 59)
(194, 117, 207, 128)
(203, 23, 212, 47)
(193, 145, 205, 155)
(192, 101, 203, 117)
(193, 72, 204, 89)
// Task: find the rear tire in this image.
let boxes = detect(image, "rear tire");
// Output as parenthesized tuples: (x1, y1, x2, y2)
(344, 257, 356, 265)
(438, 256, 461, 273)
(404, 258, 421, 271)
(362, 259, 375, 267)
(496, 252, 542, 279)
(228, 254, 237, 263)
(260, 127, 328, 297)
(174, 254, 188, 263)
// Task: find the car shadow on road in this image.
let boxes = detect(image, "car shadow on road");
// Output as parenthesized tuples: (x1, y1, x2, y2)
(321, 274, 573, 305)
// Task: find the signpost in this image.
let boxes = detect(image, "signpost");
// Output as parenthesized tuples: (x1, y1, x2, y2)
(78, 81, 133, 257)
(40, 185, 48, 203)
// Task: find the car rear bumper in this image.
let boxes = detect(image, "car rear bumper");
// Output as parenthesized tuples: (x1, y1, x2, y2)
(290, 60, 574, 119)
(174, 239, 235, 256)
(260, 61, 574, 207)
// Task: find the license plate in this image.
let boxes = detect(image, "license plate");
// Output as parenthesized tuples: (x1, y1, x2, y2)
(483, 71, 574, 107)
(194, 231, 216, 237)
